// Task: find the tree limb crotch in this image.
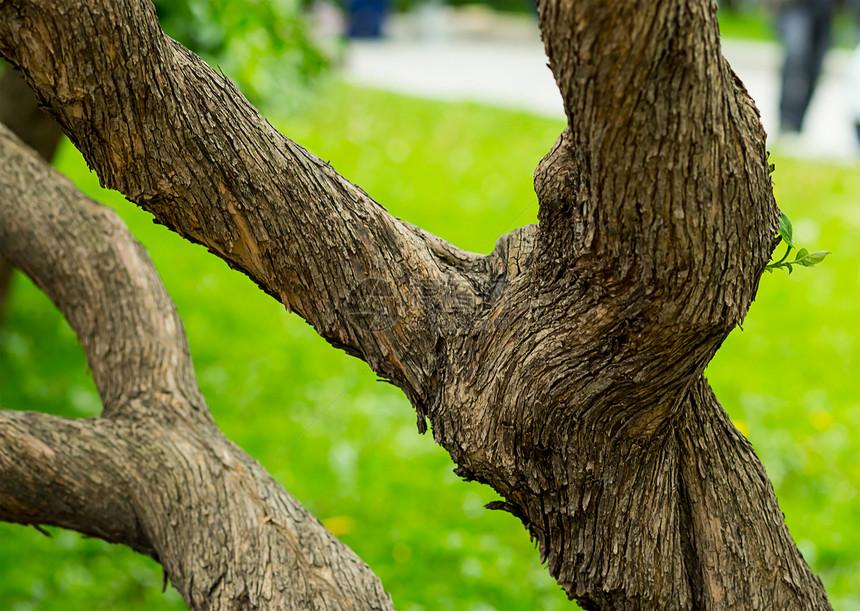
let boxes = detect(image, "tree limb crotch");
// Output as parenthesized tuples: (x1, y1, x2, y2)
(0, 0, 833, 607)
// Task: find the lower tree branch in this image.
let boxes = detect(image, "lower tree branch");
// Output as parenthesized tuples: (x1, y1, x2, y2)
(0, 123, 393, 610)
(0, 122, 202, 415)
(0, 411, 157, 558)
(0, 66, 64, 328)
(0, 409, 394, 610)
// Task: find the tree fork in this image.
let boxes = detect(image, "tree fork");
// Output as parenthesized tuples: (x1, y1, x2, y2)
(0, 0, 833, 607)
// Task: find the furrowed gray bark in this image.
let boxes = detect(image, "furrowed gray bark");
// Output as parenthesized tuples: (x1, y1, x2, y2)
(0, 0, 832, 608)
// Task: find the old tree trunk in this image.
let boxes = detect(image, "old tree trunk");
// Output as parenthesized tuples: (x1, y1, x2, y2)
(0, 0, 833, 609)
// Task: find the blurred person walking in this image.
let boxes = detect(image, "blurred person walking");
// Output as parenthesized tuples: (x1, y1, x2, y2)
(774, 0, 838, 135)
(849, 0, 860, 145)
(849, 42, 860, 144)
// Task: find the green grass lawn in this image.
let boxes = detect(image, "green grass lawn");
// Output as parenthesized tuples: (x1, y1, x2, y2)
(1, 83, 859, 610)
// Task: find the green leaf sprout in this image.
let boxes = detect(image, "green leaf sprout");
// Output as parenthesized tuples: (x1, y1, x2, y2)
(766, 211, 829, 274)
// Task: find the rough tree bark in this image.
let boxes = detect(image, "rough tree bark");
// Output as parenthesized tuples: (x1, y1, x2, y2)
(0, 67, 64, 323)
(0, 121, 394, 610)
(0, 0, 832, 609)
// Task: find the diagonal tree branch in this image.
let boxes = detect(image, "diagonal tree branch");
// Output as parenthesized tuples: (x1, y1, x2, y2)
(0, 66, 64, 326)
(0, 0, 506, 417)
(0, 411, 160, 559)
(0, 123, 394, 610)
(0, 121, 203, 415)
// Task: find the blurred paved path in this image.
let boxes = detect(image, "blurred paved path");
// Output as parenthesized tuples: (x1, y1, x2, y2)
(341, 12, 858, 159)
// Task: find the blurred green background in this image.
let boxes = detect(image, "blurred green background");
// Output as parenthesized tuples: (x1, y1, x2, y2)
(2, 3, 860, 611)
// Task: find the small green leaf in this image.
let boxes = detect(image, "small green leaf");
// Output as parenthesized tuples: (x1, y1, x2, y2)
(807, 251, 829, 264)
(764, 211, 828, 275)
(778, 211, 794, 246)
(795, 250, 830, 267)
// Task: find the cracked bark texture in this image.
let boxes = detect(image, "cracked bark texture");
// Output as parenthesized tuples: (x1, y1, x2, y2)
(0, 0, 832, 609)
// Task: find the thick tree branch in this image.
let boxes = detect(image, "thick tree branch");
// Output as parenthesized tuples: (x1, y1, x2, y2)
(0, 410, 395, 610)
(0, 0, 499, 412)
(0, 66, 64, 326)
(0, 122, 203, 416)
(0, 411, 157, 558)
(497, 0, 786, 477)
(534, 0, 778, 330)
(0, 124, 393, 610)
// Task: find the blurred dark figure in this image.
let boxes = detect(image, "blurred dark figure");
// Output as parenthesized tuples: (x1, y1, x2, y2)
(776, 0, 838, 134)
(851, 0, 860, 145)
(851, 42, 860, 144)
(347, 0, 390, 37)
